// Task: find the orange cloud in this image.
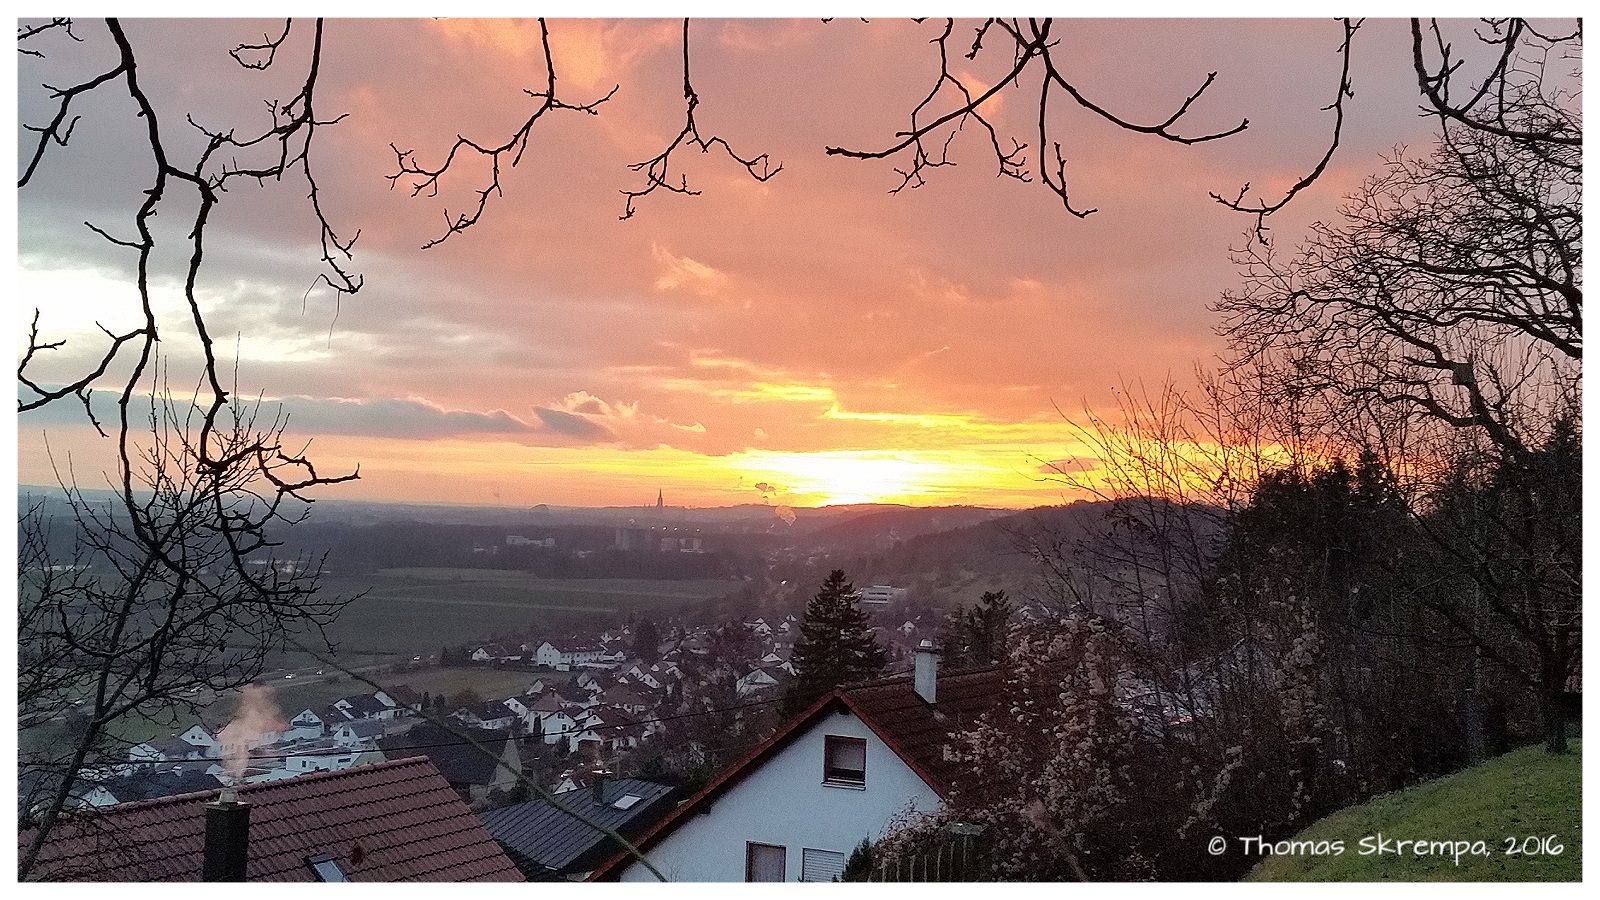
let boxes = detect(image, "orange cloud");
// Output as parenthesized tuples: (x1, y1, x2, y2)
(652, 243, 732, 295)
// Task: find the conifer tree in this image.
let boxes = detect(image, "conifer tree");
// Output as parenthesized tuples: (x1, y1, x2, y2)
(785, 570, 887, 714)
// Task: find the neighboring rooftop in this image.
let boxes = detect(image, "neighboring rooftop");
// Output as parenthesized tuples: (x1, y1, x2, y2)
(478, 777, 677, 879)
(21, 756, 523, 882)
(377, 723, 511, 788)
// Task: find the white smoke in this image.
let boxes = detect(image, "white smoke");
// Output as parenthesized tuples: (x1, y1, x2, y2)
(218, 684, 288, 782)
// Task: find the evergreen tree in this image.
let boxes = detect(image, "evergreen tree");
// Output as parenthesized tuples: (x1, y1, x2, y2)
(633, 616, 662, 664)
(942, 590, 1013, 668)
(785, 570, 886, 715)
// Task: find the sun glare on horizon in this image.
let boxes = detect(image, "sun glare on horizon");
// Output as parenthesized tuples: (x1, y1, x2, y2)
(732, 448, 1013, 507)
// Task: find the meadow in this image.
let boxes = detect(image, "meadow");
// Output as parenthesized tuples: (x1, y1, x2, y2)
(305, 568, 743, 658)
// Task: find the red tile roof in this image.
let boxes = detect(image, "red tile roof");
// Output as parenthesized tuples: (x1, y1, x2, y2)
(22, 757, 523, 882)
(838, 667, 1002, 795)
(587, 665, 1002, 880)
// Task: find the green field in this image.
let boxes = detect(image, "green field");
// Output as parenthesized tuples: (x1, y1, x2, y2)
(307, 569, 742, 657)
(1245, 742, 1581, 881)
(268, 667, 539, 716)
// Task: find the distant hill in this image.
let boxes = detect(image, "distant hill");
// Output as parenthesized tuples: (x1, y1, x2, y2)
(798, 505, 1011, 553)
(861, 501, 1135, 578)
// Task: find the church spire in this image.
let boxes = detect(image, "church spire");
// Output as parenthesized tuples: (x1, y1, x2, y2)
(656, 489, 664, 509)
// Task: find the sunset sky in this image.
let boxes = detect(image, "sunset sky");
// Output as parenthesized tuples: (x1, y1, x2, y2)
(14, 16, 1478, 509)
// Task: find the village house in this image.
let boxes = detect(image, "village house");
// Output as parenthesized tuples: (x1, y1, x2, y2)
(279, 739, 381, 775)
(330, 719, 389, 750)
(734, 666, 783, 697)
(126, 736, 210, 768)
(591, 645, 1000, 882)
(377, 685, 425, 714)
(378, 723, 524, 808)
(471, 643, 520, 664)
(66, 763, 226, 809)
(452, 702, 517, 732)
(176, 724, 222, 759)
(329, 693, 391, 722)
(525, 694, 579, 746)
(281, 709, 326, 742)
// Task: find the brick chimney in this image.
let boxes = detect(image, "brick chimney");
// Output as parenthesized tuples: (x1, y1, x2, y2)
(914, 639, 938, 705)
(203, 789, 251, 881)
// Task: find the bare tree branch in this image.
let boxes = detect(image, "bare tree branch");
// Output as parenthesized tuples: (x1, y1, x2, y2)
(621, 18, 780, 220)
(1213, 18, 1362, 243)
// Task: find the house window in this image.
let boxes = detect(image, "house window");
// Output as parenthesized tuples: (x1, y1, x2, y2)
(823, 735, 867, 785)
(746, 842, 786, 882)
(801, 848, 847, 882)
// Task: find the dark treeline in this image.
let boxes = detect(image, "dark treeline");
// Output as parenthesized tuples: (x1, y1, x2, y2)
(264, 519, 769, 580)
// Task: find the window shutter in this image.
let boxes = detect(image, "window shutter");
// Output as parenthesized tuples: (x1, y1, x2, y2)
(801, 848, 846, 882)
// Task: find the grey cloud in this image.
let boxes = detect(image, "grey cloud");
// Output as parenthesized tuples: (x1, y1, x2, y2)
(274, 396, 537, 440)
(532, 406, 616, 441)
(18, 387, 622, 446)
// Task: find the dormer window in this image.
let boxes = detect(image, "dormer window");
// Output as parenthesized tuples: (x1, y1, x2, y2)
(307, 854, 348, 882)
(823, 736, 866, 786)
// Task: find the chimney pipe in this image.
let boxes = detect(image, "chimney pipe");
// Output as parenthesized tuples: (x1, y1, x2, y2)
(592, 768, 609, 807)
(914, 640, 938, 705)
(203, 793, 251, 882)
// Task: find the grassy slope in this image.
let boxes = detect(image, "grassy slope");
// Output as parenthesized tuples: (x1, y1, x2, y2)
(1245, 742, 1581, 881)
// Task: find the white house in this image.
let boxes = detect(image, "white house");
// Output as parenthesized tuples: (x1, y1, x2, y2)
(592, 646, 1000, 882)
(566, 646, 606, 669)
(282, 709, 325, 742)
(281, 740, 379, 774)
(127, 736, 207, 767)
(622, 664, 663, 690)
(332, 694, 391, 721)
(859, 585, 907, 605)
(502, 695, 534, 728)
(471, 643, 518, 664)
(534, 641, 565, 668)
(734, 667, 781, 697)
(527, 697, 579, 746)
(375, 686, 424, 715)
(177, 724, 221, 758)
(330, 719, 388, 749)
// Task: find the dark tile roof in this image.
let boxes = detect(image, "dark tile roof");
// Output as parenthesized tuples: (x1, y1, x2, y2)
(378, 723, 512, 787)
(332, 719, 388, 739)
(477, 778, 676, 878)
(135, 736, 203, 759)
(21, 757, 522, 882)
(385, 684, 424, 708)
(588, 664, 1003, 880)
(336, 694, 389, 719)
(95, 766, 226, 805)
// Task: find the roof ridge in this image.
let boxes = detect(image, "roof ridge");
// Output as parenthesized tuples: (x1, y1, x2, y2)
(841, 662, 1004, 692)
(50, 755, 435, 815)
